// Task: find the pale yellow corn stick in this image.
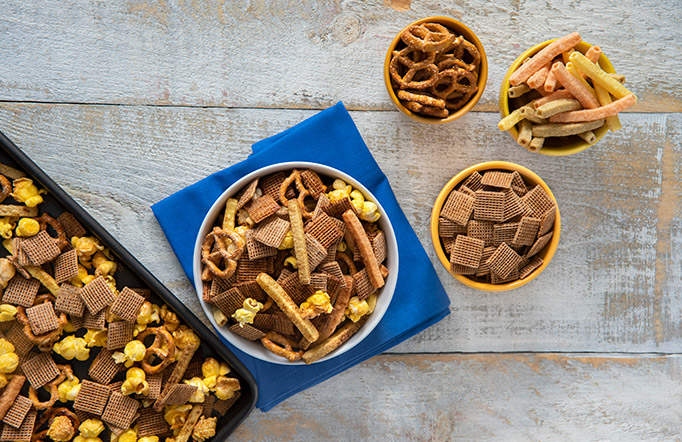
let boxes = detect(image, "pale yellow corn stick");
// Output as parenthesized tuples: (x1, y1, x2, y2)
(569, 51, 635, 99)
(0, 205, 38, 217)
(175, 404, 204, 442)
(532, 119, 605, 137)
(609, 73, 626, 84)
(287, 199, 310, 285)
(561, 50, 574, 65)
(518, 106, 547, 124)
(549, 94, 636, 122)
(256, 273, 319, 342)
(0, 163, 25, 180)
(528, 137, 545, 152)
(595, 84, 622, 131)
(551, 62, 599, 109)
(566, 62, 596, 98)
(509, 32, 581, 86)
(527, 61, 551, 89)
(543, 69, 558, 92)
(516, 119, 532, 147)
(498, 107, 525, 131)
(508, 84, 531, 98)
(536, 98, 582, 119)
(302, 317, 367, 364)
(222, 198, 238, 231)
(577, 130, 597, 144)
(533, 89, 574, 108)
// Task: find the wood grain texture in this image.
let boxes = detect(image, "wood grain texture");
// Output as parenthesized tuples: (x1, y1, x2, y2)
(233, 353, 682, 441)
(0, 0, 680, 111)
(1, 103, 681, 353)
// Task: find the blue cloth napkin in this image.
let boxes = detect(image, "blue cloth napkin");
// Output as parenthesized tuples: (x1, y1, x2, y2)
(152, 102, 450, 411)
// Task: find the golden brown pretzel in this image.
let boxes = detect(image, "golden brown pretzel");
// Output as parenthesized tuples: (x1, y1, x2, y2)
(201, 227, 244, 280)
(454, 38, 481, 71)
(389, 47, 439, 90)
(137, 326, 176, 374)
(400, 23, 455, 53)
(15, 294, 68, 352)
(430, 68, 478, 100)
(28, 365, 72, 410)
(335, 252, 358, 275)
(0, 174, 10, 204)
(279, 170, 313, 219)
(261, 332, 303, 362)
(35, 213, 69, 250)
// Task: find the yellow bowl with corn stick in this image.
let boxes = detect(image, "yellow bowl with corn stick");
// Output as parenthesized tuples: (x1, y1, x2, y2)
(499, 35, 633, 156)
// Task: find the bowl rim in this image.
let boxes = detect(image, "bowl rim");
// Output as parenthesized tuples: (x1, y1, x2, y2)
(384, 15, 488, 125)
(193, 161, 399, 365)
(430, 161, 561, 292)
(499, 39, 616, 156)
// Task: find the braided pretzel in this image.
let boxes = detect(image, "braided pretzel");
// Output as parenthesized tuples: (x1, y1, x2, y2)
(279, 170, 314, 219)
(261, 332, 303, 362)
(0, 174, 10, 204)
(16, 294, 68, 352)
(400, 23, 456, 53)
(137, 326, 176, 374)
(28, 365, 72, 410)
(35, 213, 69, 251)
(32, 406, 80, 442)
(201, 227, 244, 280)
(389, 47, 439, 90)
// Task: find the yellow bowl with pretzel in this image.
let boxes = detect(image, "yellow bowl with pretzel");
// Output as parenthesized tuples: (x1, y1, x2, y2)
(384, 16, 488, 124)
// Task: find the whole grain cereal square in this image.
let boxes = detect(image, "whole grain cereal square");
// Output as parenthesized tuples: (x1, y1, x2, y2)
(89, 349, 121, 384)
(57, 211, 87, 238)
(210, 275, 234, 299)
(22, 352, 59, 389)
(473, 190, 506, 222)
(438, 217, 466, 238)
(234, 280, 266, 302)
(510, 171, 528, 196)
(442, 236, 456, 254)
(319, 261, 346, 288)
(371, 230, 387, 264)
(252, 216, 290, 248)
(520, 256, 544, 279)
(450, 262, 477, 275)
(279, 272, 315, 305)
(252, 313, 276, 333)
(236, 258, 269, 283)
(475, 247, 497, 277)
(259, 171, 288, 202)
(322, 196, 356, 219)
(352, 269, 376, 300)
(538, 205, 556, 236)
(25, 301, 60, 336)
(13, 238, 31, 267)
(6, 323, 33, 356)
(440, 191, 475, 226)
(212, 287, 246, 317)
(304, 212, 344, 248)
(236, 178, 259, 211)
(21, 231, 61, 265)
(269, 314, 296, 336)
(52, 249, 79, 284)
(137, 407, 170, 437)
(306, 234, 329, 271)
(527, 231, 554, 257)
(74, 380, 112, 415)
(164, 384, 198, 405)
(107, 380, 124, 393)
(107, 321, 135, 350)
(102, 391, 140, 428)
(513, 217, 541, 247)
(460, 171, 484, 192)
(184, 348, 204, 379)
(491, 266, 520, 284)
(300, 169, 326, 198)
(229, 323, 265, 341)
(459, 186, 476, 197)
(202, 395, 216, 417)
(0, 409, 36, 442)
(73, 409, 97, 425)
(493, 222, 520, 248)
(110, 287, 146, 323)
(1, 395, 32, 428)
(83, 309, 107, 330)
(451, 235, 485, 268)
(481, 171, 514, 189)
(130, 288, 151, 298)
(309, 273, 328, 292)
(312, 193, 331, 219)
(55, 283, 85, 317)
(146, 374, 163, 400)
(521, 185, 555, 218)
(3, 276, 40, 307)
(244, 194, 280, 223)
(245, 230, 279, 260)
(79, 276, 116, 315)
(214, 392, 241, 416)
(487, 243, 523, 280)
(503, 189, 524, 221)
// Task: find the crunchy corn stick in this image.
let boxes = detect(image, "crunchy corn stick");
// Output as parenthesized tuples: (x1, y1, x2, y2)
(509, 32, 582, 86)
(516, 119, 532, 148)
(0, 163, 25, 180)
(551, 62, 599, 109)
(528, 137, 545, 152)
(610, 73, 626, 84)
(595, 84, 622, 131)
(569, 51, 635, 99)
(508, 84, 531, 98)
(302, 317, 367, 364)
(342, 210, 384, 289)
(0, 374, 25, 420)
(566, 62, 596, 97)
(287, 199, 310, 285)
(577, 130, 597, 144)
(256, 273, 319, 342)
(549, 94, 636, 122)
(518, 106, 547, 124)
(222, 198, 238, 231)
(498, 108, 525, 131)
(536, 98, 582, 119)
(533, 89, 574, 108)
(527, 61, 551, 89)
(0, 205, 38, 217)
(585, 46, 601, 63)
(175, 404, 204, 442)
(543, 69, 558, 92)
(532, 119, 605, 137)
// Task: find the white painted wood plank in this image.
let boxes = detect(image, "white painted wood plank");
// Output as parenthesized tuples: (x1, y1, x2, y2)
(0, 0, 679, 111)
(233, 353, 682, 441)
(0, 104, 680, 353)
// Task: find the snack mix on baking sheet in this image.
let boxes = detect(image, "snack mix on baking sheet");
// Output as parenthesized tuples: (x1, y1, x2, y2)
(389, 22, 481, 118)
(499, 32, 637, 152)
(200, 169, 389, 364)
(0, 162, 238, 441)
(438, 169, 556, 283)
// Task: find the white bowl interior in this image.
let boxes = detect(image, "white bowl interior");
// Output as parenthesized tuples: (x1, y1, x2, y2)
(193, 162, 399, 365)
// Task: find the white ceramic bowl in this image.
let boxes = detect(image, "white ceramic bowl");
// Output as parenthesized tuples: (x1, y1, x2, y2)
(193, 162, 399, 365)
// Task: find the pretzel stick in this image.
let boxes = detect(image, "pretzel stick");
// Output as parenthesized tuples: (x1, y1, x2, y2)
(175, 404, 204, 442)
(256, 273, 319, 342)
(549, 94, 636, 122)
(509, 32, 581, 86)
(0, 374, 26, 420)
(222, 198, 238, 231)
(314, 275, 354, 345)
(287, 200, 310, 285)
(342, 210, 384, 289)
(569, 51, 635, 99)
(303, 317, 367, 364)
(551, 62, 599, 109)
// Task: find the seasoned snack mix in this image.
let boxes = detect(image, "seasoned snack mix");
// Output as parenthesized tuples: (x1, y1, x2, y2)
(0, 161, 239, 441)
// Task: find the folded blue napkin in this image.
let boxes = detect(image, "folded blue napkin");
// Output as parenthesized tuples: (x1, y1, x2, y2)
(152, 102, 450, 411)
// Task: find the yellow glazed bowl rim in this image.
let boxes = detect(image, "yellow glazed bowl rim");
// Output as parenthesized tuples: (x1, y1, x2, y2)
(499, 40, 616, 156)
(430, 161, 561, 292)
(384, 16, 488, 125)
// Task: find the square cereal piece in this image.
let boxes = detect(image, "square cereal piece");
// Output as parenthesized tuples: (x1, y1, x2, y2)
(322, 196, 356, 219)
(450, 261, 477, 275)
(1, 395, 32, 429)
(25, 301, 60, 336)
(319, 262, 346, 288)
(521, 185, 555, 218)
(440, 191, 475, 226)
(438, 217, 466, 238)
(0, 409, 36, 442)
(520, 255, 544, 279)
(3, 276, 40, 307)
(300, 169, 326, 198)
(371, 230, 387, 264)
(304, 212, 344, 249)
(245, 230, 279, 260)
(89, 349, 121, 384)
(279, 272, 315, 305)
(259, 171, 288, 202)
(510, 171, 528, 196)
(503, 189, 524, 221)
(352, 269, 376, 300)
(74, 380, 112, 415)
(252, 216, 290, 248)
(83, 309, 107, 330)
(491, 266, 520, 284)
(538, 205, 557, 236)
(487, 243, 523, 280)
(244, 194, 280, 223)
(20, 231, 61, 266)
(473, 190, 506, 222)
(229, 323, 265, 341)
(79, 276, 116, 314)
(107, 321, 135, 350)
(459, 186, 476, 197)
(202, 395, 216, 417)
(214, 392, 241, 416)
(493, 222, 520, 248)
(184, 348, 204, 379)
(146, 374, 163, 400)
(137, 407, 170, 437)
(53, 249, 79, 284)
(22, 352, 59, 389)
(55, 283, 85, 317)
(513, 217, 541, 247)
(57, 211, 87, 238)
(475, 247, 497, 277)
(212, 287, 246, 317)
(236, 178, 259, 211)
(164, 384, 198, 405)
(460, 171, 483, 192)
(236, 258, 269, 283)
(234, 280, 266, 302)
(466, 220, 495, 247)
(13, 238, 31, 267)
(102, 391, 140, 428)
(309, 273, 327, 292)
(481, 171, 514, 189)
(306, 234, 329, 271)
(110, 287, 146, 323)
(5, 323, 33, 356)
(528, 231, 554, 258)
(451, 235, 485, 268)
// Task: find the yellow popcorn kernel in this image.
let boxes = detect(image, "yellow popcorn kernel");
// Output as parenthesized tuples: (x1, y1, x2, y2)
(15, 217, 40, 237)
(47, 415, 77, 442)
(0, 374, 7, 389)
(0, 339, 14, 356)
(212, 305, 227, 327)
(53, 335, 90, 361)
(0, 304, 17, 322)
(113, 340, 146, 368)
(160, 304, 180, 332)
(69, 264, 89, 287)
(71, 236, 105, 260)
(231, 298, 263, 326)
(92, 251, 117, 277)
(136, 301, 160, 325)
(219, 362, 230, 376)
(327, 189, 349, 203)
(58, 376, 81, 402)
(11, 178, 46, 208)
(138, 437, 159, 442)
(0, 217, 15, 239)
(278, 230, 294, 250)
(164, 404, 192, 429)
(0, 352, 18, 374)
(283, 256, 297, 269)
(83, 328, 108, 347)
(0, 258, 15, 289)
(337, 240, 347, 252)
(117, 429, 138, 442)
(345, 296, 370, 322)
(349, 189, 365, 213)
(201, 358, 221, 379)
(300, 291, 333, 320)
(183, 377, 209, 403)
(172, 325, 201, 350)
(192, 416, 217, 442)
(359, 201, 381, 222)
(81, 274, 96, 286)
(214, 376, 240, 401)
(121, 367, 149, 396)
(78, 418, 105, 438)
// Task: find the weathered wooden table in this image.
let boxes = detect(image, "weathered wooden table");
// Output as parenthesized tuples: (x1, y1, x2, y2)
(2, 1, 681, 440)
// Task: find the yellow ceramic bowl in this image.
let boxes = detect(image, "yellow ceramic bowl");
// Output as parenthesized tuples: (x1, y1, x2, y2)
(384, 16, 488, 124)
(499, 40, 616, 156)
(430, 161, 561, 291)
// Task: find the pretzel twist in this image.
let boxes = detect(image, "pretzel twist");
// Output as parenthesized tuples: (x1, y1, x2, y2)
(201, 227, 244, 280)
(279, 170, 313, 219)
(28, 365, 72, 410)
(0, 174, 10, 204)
(35, 213, 69, 251)
(430, 68, 478, 99)
(261, 332, 303, 362)
(389, 48, 439, 90)
(400, 23, 456, 53)
(137, 326, 176, 374)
